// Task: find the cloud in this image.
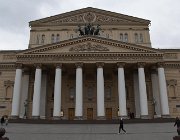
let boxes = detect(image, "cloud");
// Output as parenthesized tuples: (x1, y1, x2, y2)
(0, 0, 180, 50)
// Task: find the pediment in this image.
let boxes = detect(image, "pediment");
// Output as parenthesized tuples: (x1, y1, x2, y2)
(29, 7, 150, 26)
(18, 36, 159, 55)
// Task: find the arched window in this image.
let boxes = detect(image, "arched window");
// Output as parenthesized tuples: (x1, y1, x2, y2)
(105, 86, 112, 100)
(69, 87, 75, 100)
(139, 33, 143, 43)
(87, 86, 93, 100)
(51, 34, 55, 43)
(56, 34, 60, 42)
(134, 33, 138, 43)
(41, 34, 45, 44)
(124, 33, 128, 42)
(120, 33, 123, 41)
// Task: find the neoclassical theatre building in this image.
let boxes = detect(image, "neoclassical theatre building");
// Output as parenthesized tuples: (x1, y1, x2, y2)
(0, 7, 180, 120)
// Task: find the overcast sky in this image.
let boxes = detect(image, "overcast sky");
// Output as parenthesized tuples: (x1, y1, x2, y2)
(0, 0, 180, 50)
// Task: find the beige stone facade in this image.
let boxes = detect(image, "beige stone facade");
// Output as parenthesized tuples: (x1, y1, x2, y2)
(0, 7, 180, 120)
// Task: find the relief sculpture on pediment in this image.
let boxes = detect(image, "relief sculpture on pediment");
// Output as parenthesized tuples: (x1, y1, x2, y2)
(49, 12, 128, 24)
(69, 42, 109, 52)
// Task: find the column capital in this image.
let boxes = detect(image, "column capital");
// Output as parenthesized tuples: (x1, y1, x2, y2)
(117, 62, 125, 68)
(15, 63, 23, 69)
(75, 62, 83, 68)
(157, 62, 165, 68)
(34, 63, 42, 69)
(96, 62, 104, 68)
(137, 62, 146, 68)
(54, 63, 62, 69)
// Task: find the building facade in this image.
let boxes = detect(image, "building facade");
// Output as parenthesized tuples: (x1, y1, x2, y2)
(0, 7, 180, 120)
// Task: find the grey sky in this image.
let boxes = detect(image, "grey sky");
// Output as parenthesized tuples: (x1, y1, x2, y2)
(0, 0, 180, 50)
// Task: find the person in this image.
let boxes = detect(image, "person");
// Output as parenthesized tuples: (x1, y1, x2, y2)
(1, 116, 5, 126)
(174, 117, 180, 135)
(118, 118, 126, 134)
(4, 116, 8, 126)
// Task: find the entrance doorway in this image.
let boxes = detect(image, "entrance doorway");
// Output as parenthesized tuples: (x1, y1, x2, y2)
(106, 108, 112, 120)
(87, 108, 93, 120)
(68, 108, 75, 120)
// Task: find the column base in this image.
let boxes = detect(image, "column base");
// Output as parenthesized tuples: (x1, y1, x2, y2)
(161, 114, 170, 118)
(32, 116, 40, 119)
(140, 115, 149, 119)
(74, 116, 83, 120)
(53, 116, 61, 120)
(10, 115, 19, 119)
(97, 116, 106, 120)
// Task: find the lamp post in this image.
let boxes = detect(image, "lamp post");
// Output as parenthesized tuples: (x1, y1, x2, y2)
(24, 99, 28, 119)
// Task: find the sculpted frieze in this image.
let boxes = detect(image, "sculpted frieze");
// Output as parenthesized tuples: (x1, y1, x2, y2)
(49, 12, 134, 24)
(69, 42, 109, 52)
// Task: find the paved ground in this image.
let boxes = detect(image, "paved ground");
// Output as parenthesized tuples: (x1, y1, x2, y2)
(1, 122, 177, 140)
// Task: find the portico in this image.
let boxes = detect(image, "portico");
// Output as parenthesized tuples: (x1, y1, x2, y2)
(11, 54, 170, 120)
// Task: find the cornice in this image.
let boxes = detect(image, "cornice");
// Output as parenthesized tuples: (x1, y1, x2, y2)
(0, 64, 16, 69)
(16, 52, 163, 63)
(20, 36, 158, 54)
(164, 63, 180, 69)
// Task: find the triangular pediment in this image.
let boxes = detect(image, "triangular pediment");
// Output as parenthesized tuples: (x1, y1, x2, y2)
(18, 36, 159, 55)
(29, 7, 150, 26)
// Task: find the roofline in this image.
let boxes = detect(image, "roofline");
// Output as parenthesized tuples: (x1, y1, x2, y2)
(29, 7, 150, 27)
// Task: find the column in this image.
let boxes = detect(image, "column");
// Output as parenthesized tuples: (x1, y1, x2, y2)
(151, 68, 161, 118)
(40, 71, 47, 119)
(19, 72, 29, 119)
(75, 63, 83, 119)
(32, 64, 42, 118)
(11, 64, 23, 118)
(138, 63, 148, 118)
(53, 64, 62, 119)
(117, 62, 127, 117)
(96, 62, 105, 118)
(133, 71, 141, 118)
(157, 63, 170, 117)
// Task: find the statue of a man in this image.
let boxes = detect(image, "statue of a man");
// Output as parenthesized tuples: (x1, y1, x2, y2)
(78, 25, 84, 36)
(94, 25, 101, 35)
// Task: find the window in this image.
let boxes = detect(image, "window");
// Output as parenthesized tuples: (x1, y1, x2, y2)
(134, 33, 138, 43)
(6, 86, 13, 99)
(51, 34, 55, 43)
(120, 33, 123, 41)
(169, 85, 175, 97)
(56, 34, 60, 42)
(139, 33, 143, 43)
(69, 87, 75, 100)
(105, 86, 112, 100)
(124, 33, 128, 42)
(41, 34, 45, 44)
